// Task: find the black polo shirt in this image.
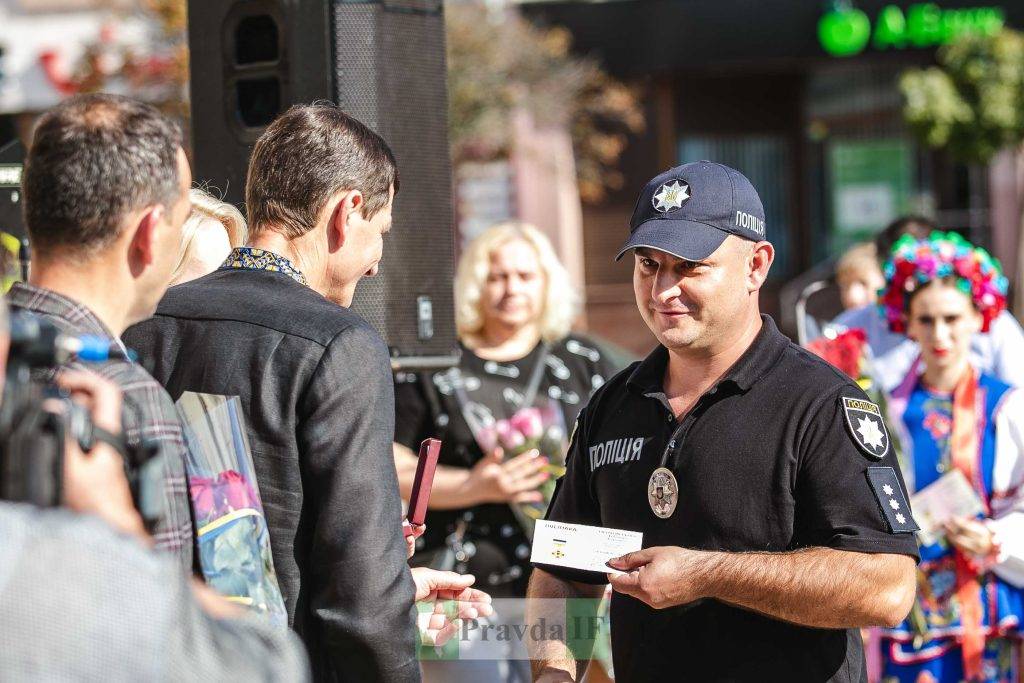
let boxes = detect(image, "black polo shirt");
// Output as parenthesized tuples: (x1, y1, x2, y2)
(535, 316, 919, 682)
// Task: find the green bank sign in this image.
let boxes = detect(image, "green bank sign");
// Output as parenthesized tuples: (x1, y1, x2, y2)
(819, 3, 1005, 57)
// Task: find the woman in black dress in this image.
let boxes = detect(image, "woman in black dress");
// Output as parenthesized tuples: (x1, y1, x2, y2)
(393, 222, 620, 681)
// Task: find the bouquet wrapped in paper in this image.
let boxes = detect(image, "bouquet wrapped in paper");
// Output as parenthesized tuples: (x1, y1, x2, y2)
(176, 392, 287, 627)
(474, 398, 568, 538)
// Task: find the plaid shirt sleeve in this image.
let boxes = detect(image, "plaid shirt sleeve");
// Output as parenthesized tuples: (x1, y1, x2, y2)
(96, 362, 196, 573)
(5, 284, 196, 572)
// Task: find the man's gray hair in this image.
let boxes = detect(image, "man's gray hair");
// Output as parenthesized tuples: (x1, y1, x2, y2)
(22, 93, 183, 256)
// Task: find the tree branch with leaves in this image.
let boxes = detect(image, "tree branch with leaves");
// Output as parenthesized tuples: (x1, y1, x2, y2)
(900, 28, 1024, 314)
(446, 2, 644, 202)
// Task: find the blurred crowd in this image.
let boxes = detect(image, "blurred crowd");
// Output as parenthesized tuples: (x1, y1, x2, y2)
(808, 217, 1024, 682)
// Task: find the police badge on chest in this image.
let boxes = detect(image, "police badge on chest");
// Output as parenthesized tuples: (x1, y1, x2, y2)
(648, 467, 678, 518)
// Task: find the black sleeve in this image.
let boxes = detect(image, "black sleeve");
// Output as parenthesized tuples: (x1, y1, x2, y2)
(393, 372, 432, 450)
(297, 326, 419, 682)
(795, 384, 920, 560)
(532, 407, 609, 585)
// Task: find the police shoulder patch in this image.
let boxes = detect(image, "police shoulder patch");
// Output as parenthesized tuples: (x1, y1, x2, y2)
(865, 467, 919, 534)
(841, 395, 890, 460)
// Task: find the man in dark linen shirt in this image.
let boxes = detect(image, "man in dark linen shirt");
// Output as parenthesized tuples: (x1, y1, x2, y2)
(124, 104, 485, 682)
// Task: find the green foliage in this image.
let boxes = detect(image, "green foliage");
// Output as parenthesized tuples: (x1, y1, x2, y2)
(900, 28, 1024, 163)
(446, 2, 644, 202)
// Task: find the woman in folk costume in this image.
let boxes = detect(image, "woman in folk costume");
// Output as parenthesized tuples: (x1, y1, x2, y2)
(879, 231, 1024, 683)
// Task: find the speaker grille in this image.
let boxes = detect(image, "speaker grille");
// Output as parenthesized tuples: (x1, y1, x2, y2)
(189, 0, 458, 368)
(333, 2, 457, 366)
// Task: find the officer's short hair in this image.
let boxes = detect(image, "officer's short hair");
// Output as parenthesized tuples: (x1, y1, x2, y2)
(23, 93, 183, 256)
(246, 103, 398, 239)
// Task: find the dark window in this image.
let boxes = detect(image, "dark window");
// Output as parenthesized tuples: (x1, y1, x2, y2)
(236, 77, 281, 128)
(235, 15, 279, 65)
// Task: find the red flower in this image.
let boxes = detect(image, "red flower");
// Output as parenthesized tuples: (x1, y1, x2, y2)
(189, 470, 261, 525)
(807, 329, 867, 380)
(189, 476, 217, 523)
(217, 470, 259, 511)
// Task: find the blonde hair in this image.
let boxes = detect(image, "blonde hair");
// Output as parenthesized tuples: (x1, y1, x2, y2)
(456, 222, 580, 344)
(171, 188, 248, 283)
(835, 242, 880, 287)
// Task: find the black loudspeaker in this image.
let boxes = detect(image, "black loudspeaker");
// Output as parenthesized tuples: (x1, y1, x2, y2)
(188, 0, 458, 370)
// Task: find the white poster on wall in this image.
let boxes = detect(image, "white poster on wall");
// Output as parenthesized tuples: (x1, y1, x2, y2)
(836, 183, 896, 233)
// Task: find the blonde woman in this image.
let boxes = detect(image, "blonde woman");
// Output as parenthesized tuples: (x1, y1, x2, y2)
(169, 189, 247, 286)
(392, 222, 617, 678)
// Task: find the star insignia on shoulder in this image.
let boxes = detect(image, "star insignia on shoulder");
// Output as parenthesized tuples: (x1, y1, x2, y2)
(856, 417, 886, 451)
(652, 181, 690, 212)
(867, 467, 918, 534)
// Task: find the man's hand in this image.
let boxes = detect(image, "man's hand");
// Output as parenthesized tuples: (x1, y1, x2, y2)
(55, 370, 148, 542)
(410, 568, 494, 646)
(191, 578, 245, 619)
(606, 546, 706, 609)
(944, 517, 996, 557)
(403, 520, 425, 559)
(467, 448, 548, 505)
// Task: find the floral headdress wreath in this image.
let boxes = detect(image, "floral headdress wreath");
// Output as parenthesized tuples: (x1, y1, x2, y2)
(879, 231, 1008, 334)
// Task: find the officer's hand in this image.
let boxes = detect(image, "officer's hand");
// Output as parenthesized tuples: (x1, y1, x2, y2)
(410, 567, 495, 646)
(606, 546, 705, 609)
(55, 369, 148, 543)
(468, 447, 549, 505)
(943, 517, 995, 557)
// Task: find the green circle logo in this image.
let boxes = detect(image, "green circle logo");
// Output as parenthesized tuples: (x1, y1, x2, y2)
(818, 8, 872, 57)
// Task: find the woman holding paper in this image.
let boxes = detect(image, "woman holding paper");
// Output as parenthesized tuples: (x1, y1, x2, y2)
(878, 232, 1024, 683)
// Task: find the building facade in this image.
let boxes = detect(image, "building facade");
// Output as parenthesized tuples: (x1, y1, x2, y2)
(523, 0, 1024, 353)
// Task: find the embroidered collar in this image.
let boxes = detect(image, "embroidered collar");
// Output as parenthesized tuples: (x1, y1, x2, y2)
(219, 247, 308, 286)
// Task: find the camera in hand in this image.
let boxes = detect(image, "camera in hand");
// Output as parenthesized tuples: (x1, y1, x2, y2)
(0, 311, 165, 528)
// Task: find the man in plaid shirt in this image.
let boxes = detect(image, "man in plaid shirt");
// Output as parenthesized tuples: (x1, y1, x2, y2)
(8, 93, 196, 570)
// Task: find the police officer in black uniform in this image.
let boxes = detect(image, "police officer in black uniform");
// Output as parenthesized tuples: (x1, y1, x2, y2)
(527, 162, 920, 682)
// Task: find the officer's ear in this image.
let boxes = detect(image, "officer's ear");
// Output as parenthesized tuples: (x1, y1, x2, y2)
(745, 241, 774, 292)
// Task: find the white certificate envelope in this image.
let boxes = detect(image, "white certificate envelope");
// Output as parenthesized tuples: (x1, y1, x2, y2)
(911, 469, 986, 547)
(531, 520, 643, 574)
